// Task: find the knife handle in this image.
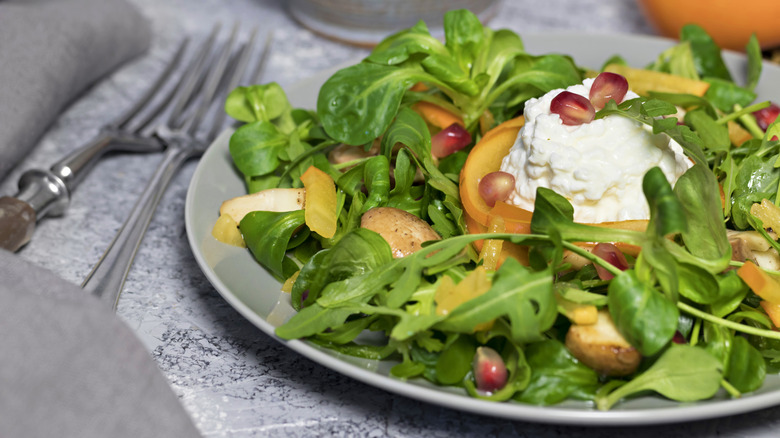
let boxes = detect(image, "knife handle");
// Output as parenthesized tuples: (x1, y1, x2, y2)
(0, 196, 37, 252)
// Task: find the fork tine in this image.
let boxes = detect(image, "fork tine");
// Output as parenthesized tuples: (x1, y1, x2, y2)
(82, 24, 267, 309)
(207, 27, 263, 141)
(184, 22, 241, 137)
(130, 24, 222, 134)
(113, 38, 189, 131)
(247, 31, 273, 86)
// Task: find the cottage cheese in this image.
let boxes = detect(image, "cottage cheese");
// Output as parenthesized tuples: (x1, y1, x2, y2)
(499, 78, 692, 223)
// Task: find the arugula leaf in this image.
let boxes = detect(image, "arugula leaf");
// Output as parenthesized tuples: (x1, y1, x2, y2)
(684, 108, 730, 152)
(275, 303, 357, 340)
(435, 258, 555, 344)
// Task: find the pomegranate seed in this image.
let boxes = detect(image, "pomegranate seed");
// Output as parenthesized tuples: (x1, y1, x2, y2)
(550, 91, 595, 125)
(478, 171, 515, 207)
(589, 72, 629, 110)
(431, 123, 472, 158)
(672, 331, 687, 344)
(592, 243, 629, 281)
(754, 103, 780, 131)
(472, 346, 508, 394)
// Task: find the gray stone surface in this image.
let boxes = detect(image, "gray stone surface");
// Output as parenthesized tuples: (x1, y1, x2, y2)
(5, 0, 780, 436)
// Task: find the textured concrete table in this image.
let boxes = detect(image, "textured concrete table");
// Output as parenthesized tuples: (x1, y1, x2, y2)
(4, 0, 780, 436)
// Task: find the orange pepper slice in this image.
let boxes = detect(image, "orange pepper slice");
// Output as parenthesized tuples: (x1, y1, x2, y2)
(412, 101, 465, 129)
(459, 116, 526, 226)
(738, 261, 780, 304)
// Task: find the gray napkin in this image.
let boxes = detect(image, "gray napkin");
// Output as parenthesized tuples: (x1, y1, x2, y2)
(0, 249, 201, 438)
(0, 0, 151, 180)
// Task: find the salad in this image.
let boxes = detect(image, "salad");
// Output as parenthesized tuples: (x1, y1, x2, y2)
(210, 10, 780, 410)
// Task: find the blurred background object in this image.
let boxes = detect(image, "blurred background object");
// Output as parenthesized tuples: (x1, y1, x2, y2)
(287, 0, 500, 46)
(639, 0, 780, 51)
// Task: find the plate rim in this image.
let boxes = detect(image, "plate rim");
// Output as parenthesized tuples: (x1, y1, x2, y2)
(185, 32, 780, 426)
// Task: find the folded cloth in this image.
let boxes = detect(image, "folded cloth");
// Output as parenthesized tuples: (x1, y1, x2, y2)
(0, 0, 151, 181)
(0, 249, 201, 438)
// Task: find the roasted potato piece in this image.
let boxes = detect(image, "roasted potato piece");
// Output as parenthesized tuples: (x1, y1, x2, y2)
(727, 229, 780, 271)
(565, 309, 641, 376)
(360, 207, 440, 258)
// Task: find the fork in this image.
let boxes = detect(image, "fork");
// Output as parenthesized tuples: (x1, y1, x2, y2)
(0, 38, 196, 252)
(81, 24, 268, 309)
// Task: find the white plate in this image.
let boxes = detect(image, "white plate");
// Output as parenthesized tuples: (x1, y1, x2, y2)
(185, 33, 780, 426)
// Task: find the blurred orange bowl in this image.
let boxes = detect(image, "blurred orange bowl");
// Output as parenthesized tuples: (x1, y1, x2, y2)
(638, 0, 780, 51)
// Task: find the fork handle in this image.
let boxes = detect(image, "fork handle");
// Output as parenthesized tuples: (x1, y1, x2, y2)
(82, 143, 193, 309)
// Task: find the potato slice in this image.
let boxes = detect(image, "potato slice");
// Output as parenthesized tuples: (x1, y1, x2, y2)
(219, 188, 305, 223)
(565, 309, 641, 376)
(360, 207, 440, 258)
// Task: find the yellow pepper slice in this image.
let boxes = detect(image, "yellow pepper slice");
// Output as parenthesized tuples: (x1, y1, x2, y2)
(479, 215, 505, 271)
(300, 165, 338, 239)
(603, 64, 710, 97)
(435, 266, 494, 331)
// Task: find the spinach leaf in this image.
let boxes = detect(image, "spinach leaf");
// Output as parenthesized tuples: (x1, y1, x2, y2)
(726, 335, 766, 393)
(443, 8, 484, 72)
(731, 154, 780, 229)
(711, 271, 750, 318)
(746, 34, 762, 91)
(292, 228, 394, 308)
(361, 155, 391, 214)
(224, 82, 294, 129)
(436, 335, 477, 385)
(516, 340, 599, 405)
(367, 20, 448, 65)
(704, 78, 757, 113)
(644, 166, 687, 238)
(240, 210, 305, 281)
(677, 262, 720, 304)
(673, 164, 730, 261)
(608, 271, 679, 356)
(596, 344, 722, 410)
(381, 107, 460, 201)
(229, 121, 288, 177)
(680, 24, 732, 81)
(317, 63, 432, 145)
